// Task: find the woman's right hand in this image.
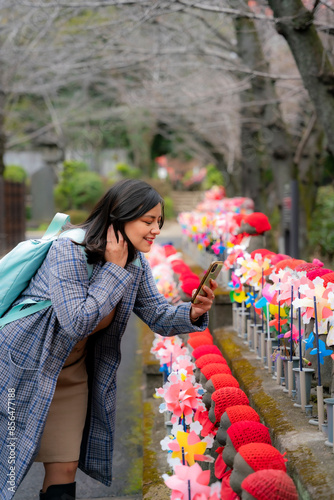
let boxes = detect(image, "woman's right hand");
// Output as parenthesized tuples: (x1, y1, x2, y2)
(105, 225, 128, 268)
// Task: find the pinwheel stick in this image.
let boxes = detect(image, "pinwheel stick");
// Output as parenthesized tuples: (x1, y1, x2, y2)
(298, 290, 303, 372)
(313, 297, 321, 386)
(290, 286, 294, 362)
(188, 479, 191, 500)
(314, 296, 324, 431)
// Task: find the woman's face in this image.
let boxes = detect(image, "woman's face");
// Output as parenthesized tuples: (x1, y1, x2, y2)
(124, 203, 162, 253)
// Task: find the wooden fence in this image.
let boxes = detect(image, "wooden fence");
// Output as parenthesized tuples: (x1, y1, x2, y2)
(0, 178, 26, 255)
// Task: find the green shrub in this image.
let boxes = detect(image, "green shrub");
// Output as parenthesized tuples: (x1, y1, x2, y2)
(163, 196, 175, 219)
(4, 165, 27, 183)
(203, 164, 224, 189)
(309, 185, 334, 259)
(70, 171, 104, 210)
(116, 162, 141, 179)
(67, 209, 89, 225)
(55, 160, 104, 211)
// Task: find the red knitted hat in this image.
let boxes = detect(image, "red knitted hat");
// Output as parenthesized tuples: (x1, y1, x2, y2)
(192, 345, 223, 359)
(269, 253, 290, 266)
(211, 387, 249, 423)
(201, 363, 232, 381)
(250, 249, 276, 261)
(238, 443, 287, 472)
(264, 258, 306, 276)
(241, 469, 298, 500)
(307, 268, 332, 281)
(180, 274, 201, 296)
(294, 262, 322, 273)
(244, 213, 271, 234)
(189, 327, 212, 339)
(188, 336, 213, 350)
(196, 353, 227, 370)
(319, 271, 334, 288)
(225, 405, 260, 425)
(171, 260, 191, 274)
(227, 421, 271, 452)
(163, 244, 177, 257)
(211, 373, 239, 390)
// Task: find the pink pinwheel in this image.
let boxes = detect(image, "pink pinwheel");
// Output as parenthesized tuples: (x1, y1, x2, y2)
(194, 493, 220, 500)
(159, 374, 204, 424)
(237, 255, 270, 288)
(163, 463, 211, 500)
(284, 323, 304, 342)
(294, 277, 334, 323)
(151, 336, 188, 366)
(172, 356, 195, 380)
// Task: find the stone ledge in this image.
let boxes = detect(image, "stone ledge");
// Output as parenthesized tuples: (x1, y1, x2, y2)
(213, 326, 334, 500)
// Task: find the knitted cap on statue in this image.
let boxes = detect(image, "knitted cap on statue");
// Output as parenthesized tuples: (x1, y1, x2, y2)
(216, 405, 261, 447)
(192, 344, 223, 360)
(320, 271, 334, 288)
(239, 443, 287, 471)
(195, 354, 228, 383)
(230, 443, 287, 496)
(200, 363, 232, 386)
(202, 374, 240, 409)
(196, 353, 228, 370)
(188, 334, 213, 351)
(189, 327, 212, 339)
(223, 421, 272, 469)
(242, 213, 271, 235)
(209, 387, 249, 424)
(241, 469, 298, 500)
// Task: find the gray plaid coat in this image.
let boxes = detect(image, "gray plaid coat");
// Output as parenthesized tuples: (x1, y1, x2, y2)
(0, 237, 208, 499)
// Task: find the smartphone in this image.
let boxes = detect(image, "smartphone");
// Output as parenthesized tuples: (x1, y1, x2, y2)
(191, 261, 223, 304)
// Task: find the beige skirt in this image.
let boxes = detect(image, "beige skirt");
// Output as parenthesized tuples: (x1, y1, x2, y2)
(35, 339, 89, 463)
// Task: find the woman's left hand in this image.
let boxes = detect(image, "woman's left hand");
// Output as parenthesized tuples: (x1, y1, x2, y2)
(190, 279, 218, 322)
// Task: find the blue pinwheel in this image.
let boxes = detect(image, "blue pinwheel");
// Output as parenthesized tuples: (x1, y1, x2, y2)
(245, 291, 257, 307)
(310, 339, 333, 365)
(303, 331, 315, 351)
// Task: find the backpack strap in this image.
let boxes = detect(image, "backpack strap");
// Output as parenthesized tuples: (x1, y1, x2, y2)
(0, 299, 51, 328)
(0, 227, 93, 328)
(42, 213, 70, 240)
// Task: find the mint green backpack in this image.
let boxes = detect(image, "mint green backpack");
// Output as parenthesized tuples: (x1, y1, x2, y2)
(0, 213, 92, 328)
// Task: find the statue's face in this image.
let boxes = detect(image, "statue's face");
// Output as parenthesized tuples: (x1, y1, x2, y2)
(229, 453, 254, 496)
(216, 412, 231, 445)
(208, 400, 216, 423)
(202, 391, 212, 410)
(222, 435, 237, 469)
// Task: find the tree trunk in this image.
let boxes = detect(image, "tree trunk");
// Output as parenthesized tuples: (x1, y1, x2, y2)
(268, 0, 334, 157)
(0, 91, 6, 177)
(234, 13, 293, 222)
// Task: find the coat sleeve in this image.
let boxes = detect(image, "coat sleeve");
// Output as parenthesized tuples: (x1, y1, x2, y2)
(133, 254, 209, 336)
(48, 238, 133, 341)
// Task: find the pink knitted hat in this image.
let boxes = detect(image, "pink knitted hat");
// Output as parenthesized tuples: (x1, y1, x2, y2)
(211, 373, 239, 390)
(211, 387, 249, 423)
(196, 353, 227, 370)
(307, 268, 332, 281)
(238, 443, 287, 472)
(188, 335, 213, 350)
(227, 421, 271, 452)
(225, 405, 260, 425)
(201, 363, 232, 381)
(241, 469, 298, 500)
(192, 345, 223, 359)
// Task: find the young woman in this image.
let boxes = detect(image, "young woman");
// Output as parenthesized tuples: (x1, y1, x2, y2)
(0, 179, 217, 500)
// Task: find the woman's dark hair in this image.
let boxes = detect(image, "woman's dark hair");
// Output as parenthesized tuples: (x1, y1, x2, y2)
(78, 179, 164, 265)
